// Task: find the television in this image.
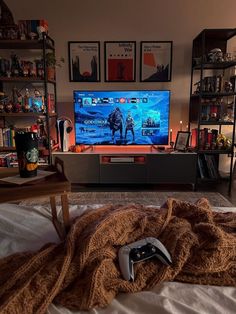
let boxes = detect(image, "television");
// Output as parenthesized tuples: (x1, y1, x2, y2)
(74, 90, 170, 145)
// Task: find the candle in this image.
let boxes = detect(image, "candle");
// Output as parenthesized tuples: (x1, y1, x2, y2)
(170, 129, 172, 142)
(186, 124, 188, 131)
(180, 120, 183, 131)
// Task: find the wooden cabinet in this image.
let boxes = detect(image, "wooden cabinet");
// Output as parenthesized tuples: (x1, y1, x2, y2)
(53, 152, 197, 187)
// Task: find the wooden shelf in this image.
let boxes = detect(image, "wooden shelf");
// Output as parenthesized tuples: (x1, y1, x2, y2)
(197, 177, 220, 183)
(0, 77, 56, 84)
(0, 38, 54, 50)
(0, 112, 57, 117)
(0, 146, 16, 152)
(199, 121, 234, 125)
(193, 61, 236, 70)
(0, 112, 45, 117)
(193, 28, 236, 42)
(0, 146, 47, 152)
(198, 150, 232, 154)
(191, 92, 235, 98)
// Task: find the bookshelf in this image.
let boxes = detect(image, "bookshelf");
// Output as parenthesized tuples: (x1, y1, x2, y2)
(0, 34, 58, 166)
(189, 28, 236, 194)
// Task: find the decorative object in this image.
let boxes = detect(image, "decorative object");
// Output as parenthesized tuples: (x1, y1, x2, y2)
(169, 128, 174, 148)
(15, 132, 39, 178)
(0, 0, 18, 40)
(207, 48, 224, 63)
(174, 131, 190, 151)
(18, 20, 48, 40)
(104, 41, 136, 82)
(45, 52, 64, 81)
(140, 41, 172, 82)
(216, 134, 232, 150)
(68, 41, 100, 82)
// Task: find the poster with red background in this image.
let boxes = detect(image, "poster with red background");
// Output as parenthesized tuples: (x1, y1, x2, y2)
(105, 41, 136, 82)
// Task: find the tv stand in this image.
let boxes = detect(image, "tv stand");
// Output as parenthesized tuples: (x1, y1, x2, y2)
(52, 149, 197, 188)
(83, 145, 94, 152)
(150, 145, 165, 152)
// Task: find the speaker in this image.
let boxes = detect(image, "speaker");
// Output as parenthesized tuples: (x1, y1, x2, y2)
(57, 117, 73, 152)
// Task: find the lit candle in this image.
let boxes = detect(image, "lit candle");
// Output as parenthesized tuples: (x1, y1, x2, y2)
(180, 120, 183, 131)
(170, 129, 172, 142)
(186, 124, 188, 131)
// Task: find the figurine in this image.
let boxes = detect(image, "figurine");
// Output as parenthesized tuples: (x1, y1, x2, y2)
(224, 81, 233, 93)
(0, 91, 5, 112)
(10, 54, 22, 77)
(31, 89, 43, 112)
(0, 102, 4, 113)
(22, 88, 31, 112)
(208, 48, 224, 63)
(4, 101, 13, 113)
(0, 0, 15, 26)
(12, 87, 22, 112)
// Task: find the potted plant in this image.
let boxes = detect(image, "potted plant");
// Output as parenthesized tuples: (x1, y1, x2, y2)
(45, 52, 64, 80)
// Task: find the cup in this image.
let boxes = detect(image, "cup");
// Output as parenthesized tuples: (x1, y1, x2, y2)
(15, 132, 39, 178)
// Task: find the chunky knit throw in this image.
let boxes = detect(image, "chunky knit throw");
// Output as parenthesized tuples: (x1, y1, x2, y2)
(0, 198, 236, 314)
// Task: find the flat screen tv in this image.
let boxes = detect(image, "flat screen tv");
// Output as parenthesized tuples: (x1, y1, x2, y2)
(74, 90, 170, 145)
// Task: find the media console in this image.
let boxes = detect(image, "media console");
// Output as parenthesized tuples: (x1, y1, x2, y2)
(52, 149, 197, 188)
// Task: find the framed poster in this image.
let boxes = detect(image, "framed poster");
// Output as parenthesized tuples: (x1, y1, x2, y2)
(174, 131, 190, 151)
(104, 41, 136, 82)
(140, 41, 172, 82)
(68, 41, 100, 82)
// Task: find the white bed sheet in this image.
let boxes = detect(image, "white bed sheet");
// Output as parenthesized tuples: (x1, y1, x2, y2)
(0, 203, 236, 314)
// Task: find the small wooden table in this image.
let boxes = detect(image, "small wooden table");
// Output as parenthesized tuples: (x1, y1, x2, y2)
(0, 158, 71, 240)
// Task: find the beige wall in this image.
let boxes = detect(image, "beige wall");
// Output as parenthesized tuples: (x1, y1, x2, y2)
(6, 0, 236, 143)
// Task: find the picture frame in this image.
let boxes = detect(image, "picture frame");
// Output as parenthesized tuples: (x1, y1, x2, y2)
(174, 131, 190, 151)
(68, 41, 100, 82)
(104, 41, 136, 82)
(140, 41, 173, 82)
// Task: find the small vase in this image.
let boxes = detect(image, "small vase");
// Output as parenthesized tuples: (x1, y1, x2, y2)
(47, 66, 55, 81)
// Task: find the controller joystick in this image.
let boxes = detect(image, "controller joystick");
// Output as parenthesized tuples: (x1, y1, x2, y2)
(118, 237, 172, 281)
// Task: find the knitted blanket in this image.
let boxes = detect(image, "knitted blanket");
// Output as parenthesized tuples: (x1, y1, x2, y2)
(0, 198, 236, 314)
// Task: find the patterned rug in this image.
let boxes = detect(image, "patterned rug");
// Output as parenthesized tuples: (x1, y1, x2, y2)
(20, 191, 233, 207)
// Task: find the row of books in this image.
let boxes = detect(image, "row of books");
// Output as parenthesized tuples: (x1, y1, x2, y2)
(198, 154, 219, 179)
(0, 128, 16, 148)
(0, 152, 48, 168)
(191, 128, 219, 150)
(0, 152, 18, 167)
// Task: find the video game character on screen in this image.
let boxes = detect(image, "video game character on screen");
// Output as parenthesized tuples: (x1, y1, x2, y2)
(107, 107, 124, 142)
(125, 111, 135, 142)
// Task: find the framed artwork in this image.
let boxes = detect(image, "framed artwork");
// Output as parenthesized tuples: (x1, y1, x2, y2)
(140, 41, 173, 82)
(68, 41, 100, 82)
(174, 131, 190, 151)
(104, 41, 136, 82)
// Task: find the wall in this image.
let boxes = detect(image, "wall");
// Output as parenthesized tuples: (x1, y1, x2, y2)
(6, 0, 236, 146)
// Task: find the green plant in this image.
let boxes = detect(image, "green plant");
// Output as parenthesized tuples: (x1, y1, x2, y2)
(45, 52, 64, 67)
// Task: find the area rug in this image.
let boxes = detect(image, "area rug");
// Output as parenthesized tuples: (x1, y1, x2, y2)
(19, 191, 233, 207)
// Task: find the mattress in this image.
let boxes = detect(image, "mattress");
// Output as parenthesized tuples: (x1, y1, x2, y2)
(0, 202, 236, 314)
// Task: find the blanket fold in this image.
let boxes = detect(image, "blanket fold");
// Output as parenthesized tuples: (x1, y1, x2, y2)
(0, 198, 236, 313)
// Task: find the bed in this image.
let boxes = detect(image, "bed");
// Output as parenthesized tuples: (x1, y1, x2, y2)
(0, 202, 236, 314)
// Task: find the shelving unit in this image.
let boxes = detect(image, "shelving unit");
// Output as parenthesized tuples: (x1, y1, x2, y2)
(0, 33, 58, 165)
(189, 28, 236, 194)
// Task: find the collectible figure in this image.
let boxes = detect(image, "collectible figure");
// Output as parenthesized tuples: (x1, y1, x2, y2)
(4, 101, 13, 113)
(208, 48, 224, 63)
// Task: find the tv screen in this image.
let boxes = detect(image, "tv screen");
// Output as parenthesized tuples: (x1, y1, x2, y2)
(74, 90, 170, 145)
